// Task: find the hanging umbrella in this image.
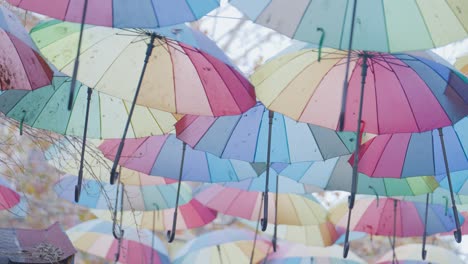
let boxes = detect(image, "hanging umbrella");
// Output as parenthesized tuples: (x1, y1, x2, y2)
(455, 54, 468, 75)
(176, 101, 354, 239)
(173, 228, 272, 264)
(252, 46, 468, 255)
(30, 21, 254, 116)
(376, 244, 462, 264)
(54, 175, 192, 210)
(0, 176, 21, 210)
(91, 199, 217, 232)
(67, 219, 170, 263)
(330, 197, 463, 262)
(99, 134, 273, 241)
(0, 76, 178, 138)
(266, 243, 365, 264)
(229, 0, 468, 53)
(279, 155, 439, 197)
(8, 0, 219, 28)
(0, 6, 53, 90)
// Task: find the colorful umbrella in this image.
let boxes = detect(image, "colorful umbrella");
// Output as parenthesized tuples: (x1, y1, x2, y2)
(279, 155, 439, 197)
(54, 175, 192, 210)
(376, 244, 462, 264)
(67, 219, 170, 263)
(8, 0, 219, 28)
(173, 228, 272, 264)
(176, 101, 354, 235)
(0, 176, 21, 210)
(455, 54, 468, 75)
(252, 47, 468, 254)
(330, 197, 463, 262)
(0, 76, 178, 138)
(229, 0, 468, 53)
(266, 243, 364, 264)
(0, 5, 53, 90)
(91, 199, 217, 231)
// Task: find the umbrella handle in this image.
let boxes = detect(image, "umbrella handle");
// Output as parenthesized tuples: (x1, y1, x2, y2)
(422, 248, 427, 260)
(110, 169, 119, 185)
(261, 190, 269, 231)
(167, 211, 177, 243)
(272, 236, 277, 252)
(112, 228, 124, 240)
(343, 241, 350, 258)
(260, 218, 268, 232)
(74, 184, 81, 203)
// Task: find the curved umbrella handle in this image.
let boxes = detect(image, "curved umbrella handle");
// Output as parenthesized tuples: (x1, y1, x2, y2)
(167, 212, 177, 243)
(112, 227, 124, 240)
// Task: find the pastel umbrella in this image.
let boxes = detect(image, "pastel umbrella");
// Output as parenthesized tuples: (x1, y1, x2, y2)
(173, 228, 272, 264)
(455, 54, 468, 75)
(279, 155, 439, 197)
(253, 47, 468, 254)
(266, 243, 364, 264)
(176, 101, 354, 233)
(0, 76, 178, 138)
(8, 0, 219, 28)
(376, 244, 462, 264)
(67, 219, 170, 263)
(196, 184, 329, 250)
(99, 134, 270, 241)
(54, 174, 192, 210)
(330, 197, 463, 262)
(0, 5, 53, 90)
(0, 176, 21, 210)
(91, 199, 217, 231)
(230, 0, 468, 53)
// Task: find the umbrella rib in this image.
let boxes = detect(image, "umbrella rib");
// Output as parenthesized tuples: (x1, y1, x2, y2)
(7, 34, 35, 90)
(30, 81, 70, 129)
(413, 1, 437, 48)
(279, 115, 292, 163)
(218, 115, 243, 160)
(444, 0, 468, 33)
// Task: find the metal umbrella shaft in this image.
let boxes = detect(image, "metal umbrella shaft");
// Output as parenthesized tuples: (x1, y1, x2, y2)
(75, 87, 93, 202)
(250, 192, 265, 264)
(392, 199, 397, 264)
(112, 180, 125, 261)
(272, 166, 279, 252)
(338, 0, 358, 131)
(68, 0, 89, 110)
(438, 128, 462, 243)
(217, 245, 224, 264)
(422, 193, 429, 260)
(167, 142, 187, 243)
(110, 33, 157, 184)
(261, 110, 275, 231)
(343, 53, 369, 258)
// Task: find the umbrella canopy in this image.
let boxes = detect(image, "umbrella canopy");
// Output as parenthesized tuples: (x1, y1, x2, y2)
(353, 117, 468, 178)
(176, 102, 355, 163)
(0, 76, 178, 138)
(99, 134, 269, 183)
(330, 197, 463, 237)
(7, 0, 219, 28)
(230, 0, 468, 52)
(173, 228, 272, 264)
(376, 244, 462, 264)
(252, 48, 468, 134)
(30, 21, 256, 116)
(0, 6, 52, 90)
(67, 219, 170, 264)
(91, 199, 217, 231)
(196, 185, 327, 226)
(455, 54, 468, 75)
(54, 175, 192, 210)
(279, 155, 439, 196)
(263, 222, 338, 248)
(0, 176, 20, 210)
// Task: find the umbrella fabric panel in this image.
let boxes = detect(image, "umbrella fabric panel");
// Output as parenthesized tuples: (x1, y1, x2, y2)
(230, 0, 468, 52)
(7, 0, 219, 28)
(252, 49, 468, 134)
